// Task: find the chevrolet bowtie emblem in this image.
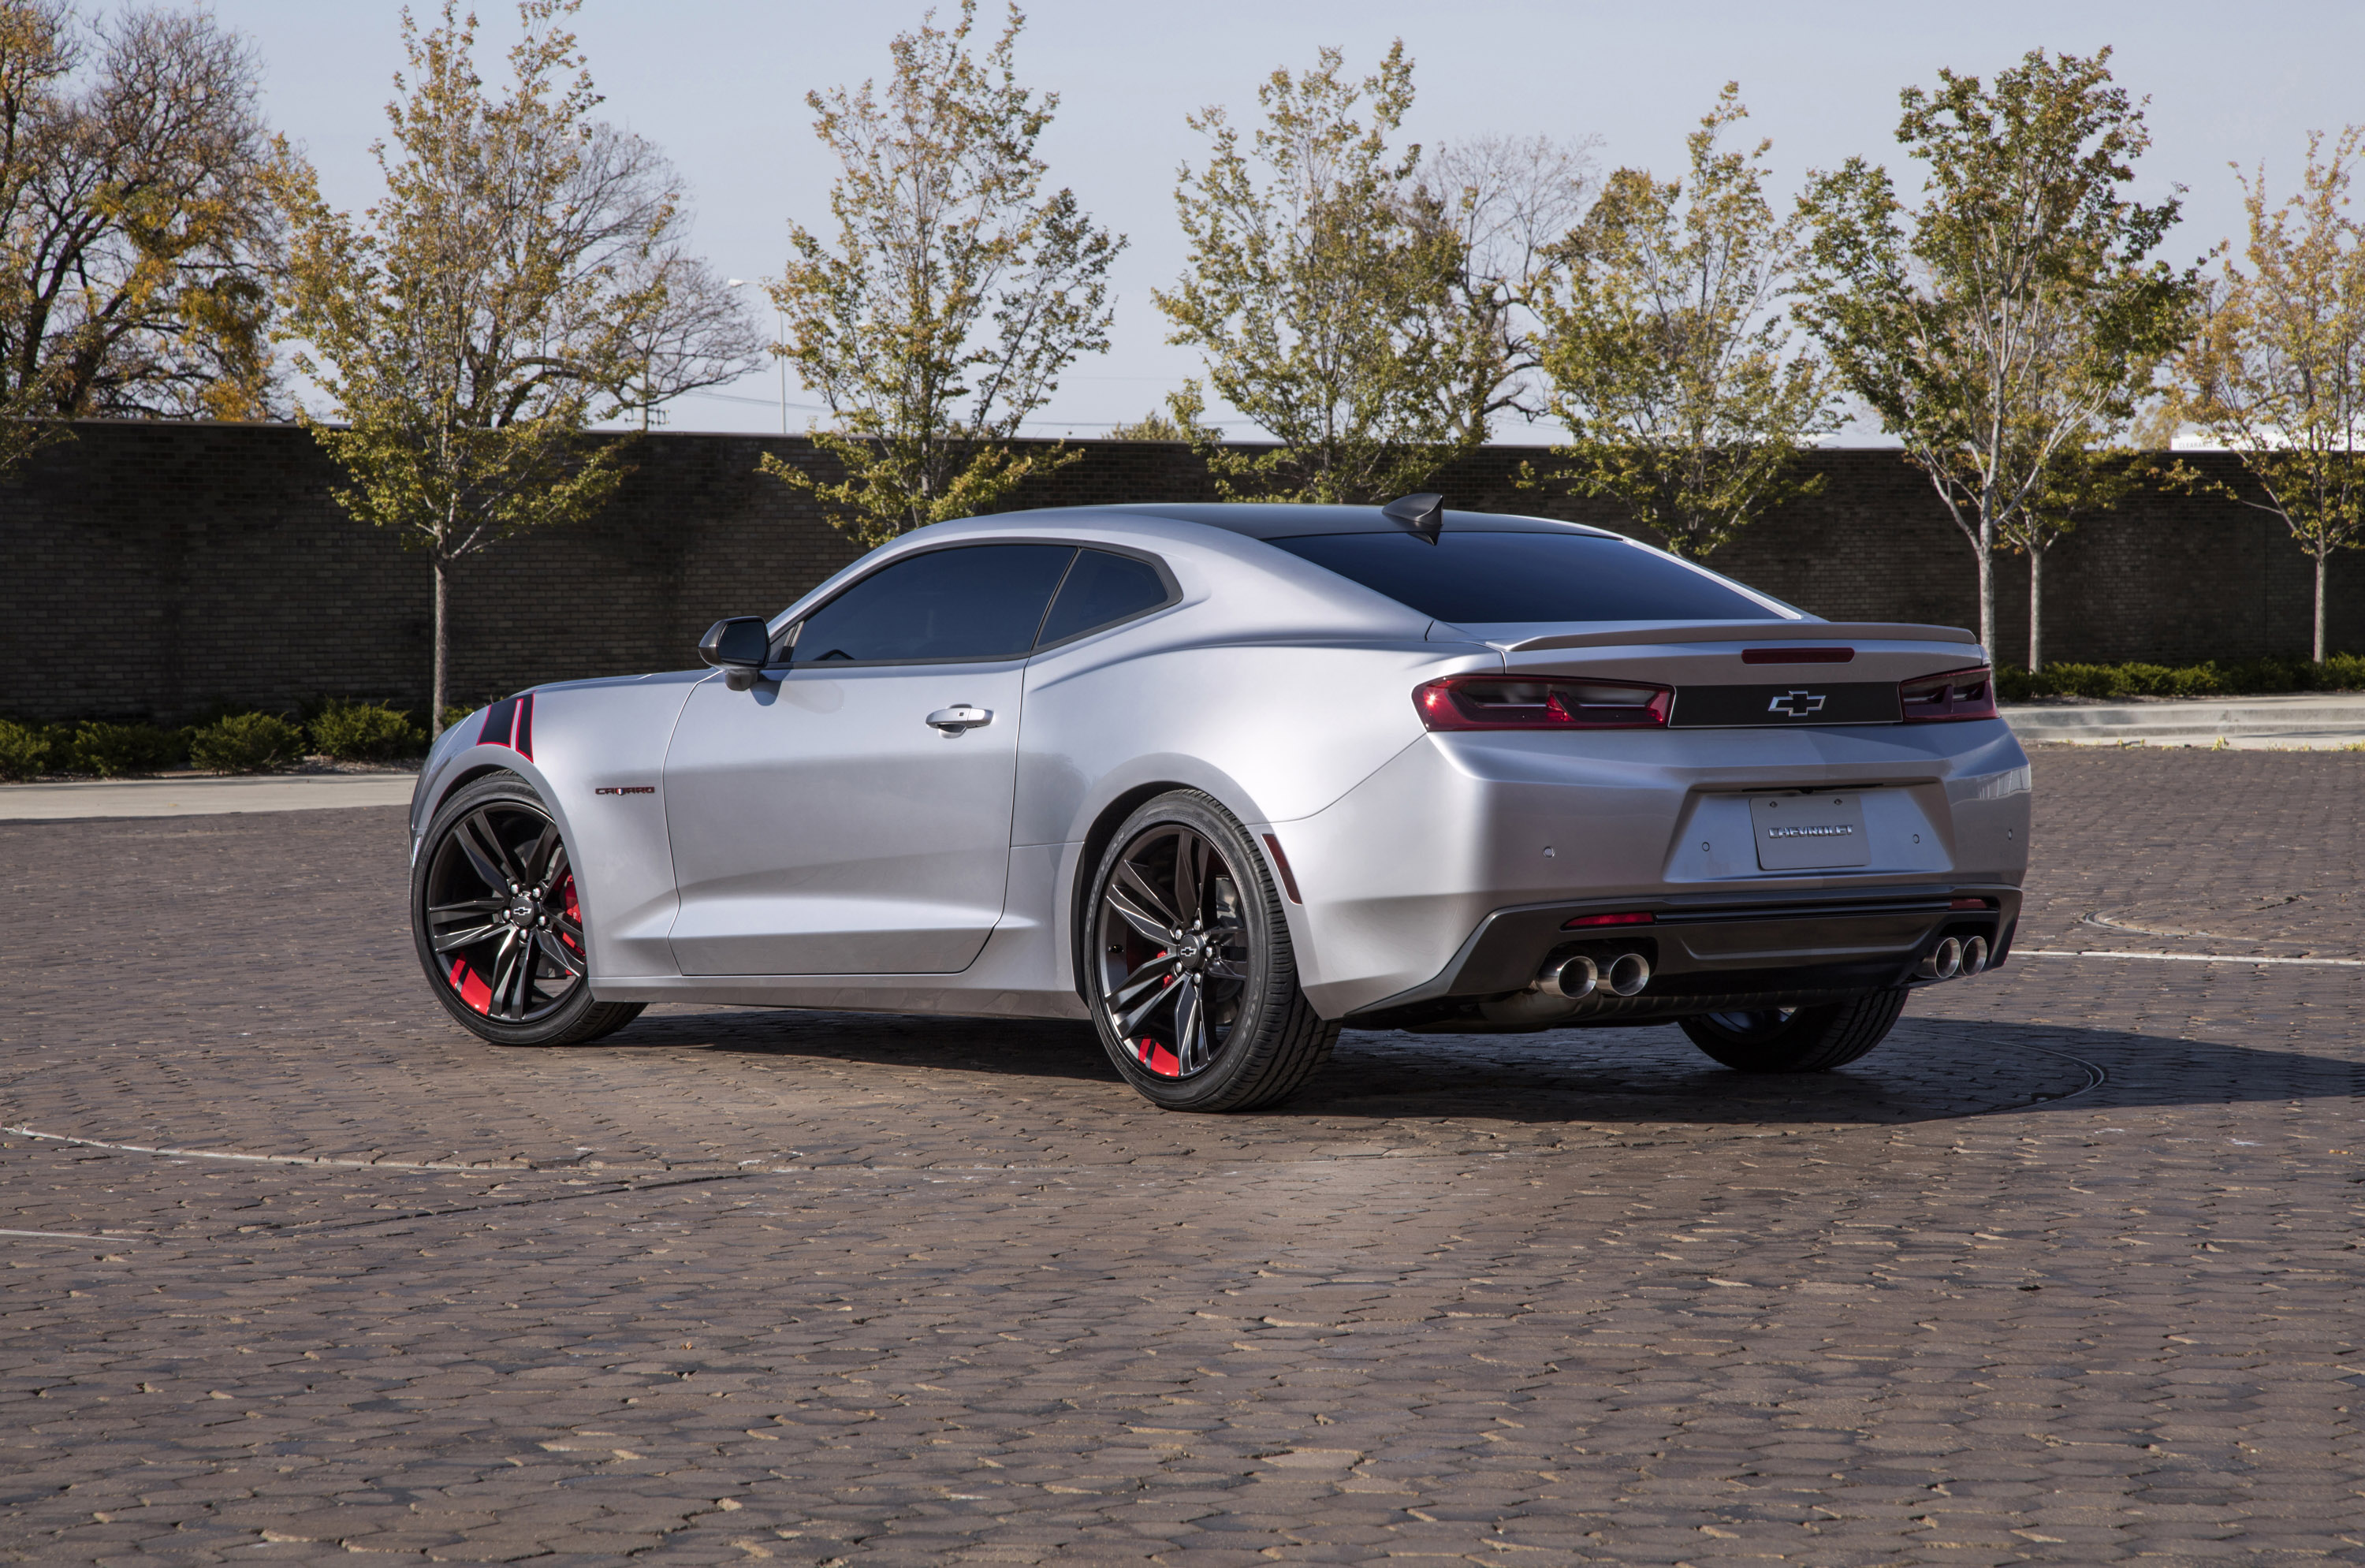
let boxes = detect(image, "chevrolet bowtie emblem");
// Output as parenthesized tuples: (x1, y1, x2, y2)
(1767, 689, 1827, 718)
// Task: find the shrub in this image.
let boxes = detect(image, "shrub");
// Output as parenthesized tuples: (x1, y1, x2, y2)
(2321, 652, 2365, 690)
(66, 721, 184, 777)
(311, 699, 426, 762)
(187, 711, 304, 773)
(0, 719, 50, 780)
(1998, 654, 2364, 702)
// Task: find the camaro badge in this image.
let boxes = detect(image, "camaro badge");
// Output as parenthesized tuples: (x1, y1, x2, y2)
(594, 785, 655, 795)
(1767, 689, 1827, 718)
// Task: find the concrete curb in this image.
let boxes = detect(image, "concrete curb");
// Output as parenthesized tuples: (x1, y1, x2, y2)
(2003, 692, 2365, 749)
(0, 772, 418, 821)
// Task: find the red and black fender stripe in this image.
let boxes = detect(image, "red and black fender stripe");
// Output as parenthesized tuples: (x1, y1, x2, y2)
(477, 693, 534, 760)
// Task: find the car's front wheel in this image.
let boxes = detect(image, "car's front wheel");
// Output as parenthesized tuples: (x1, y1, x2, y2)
(1085, 791, 1336, 1111)
(1678, 989, 1909, 1073)
(411, 773, 645, 1047)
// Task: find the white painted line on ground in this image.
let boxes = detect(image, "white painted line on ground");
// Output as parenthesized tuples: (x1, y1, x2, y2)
(4, 1126, 545, 1171)
(0, 1227, 157, 1243)
(2019, 948, 2365, 968)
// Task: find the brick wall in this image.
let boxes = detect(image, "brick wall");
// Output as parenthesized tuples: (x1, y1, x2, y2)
(0, 420, 2354, 723)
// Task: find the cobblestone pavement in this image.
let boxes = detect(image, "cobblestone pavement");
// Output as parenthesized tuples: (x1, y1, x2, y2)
(0, 747, 2359, 1565)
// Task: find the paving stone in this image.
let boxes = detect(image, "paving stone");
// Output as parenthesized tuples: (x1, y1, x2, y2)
(2, 751, 2365, 1562)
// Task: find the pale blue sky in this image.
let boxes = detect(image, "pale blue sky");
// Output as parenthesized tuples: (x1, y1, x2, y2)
(210, 0, 2363, 439)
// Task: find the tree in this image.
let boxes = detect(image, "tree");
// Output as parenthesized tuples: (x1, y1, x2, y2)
(1106, 385, 1221, 443)
(0, 0, 286, 473)
(2003, 435, 2147, 670)
(2171, 128, 2365, 662)
(1412, 132, 1597, 442)
(574, 125, 766, 431)
(273, 0, 757, 719)
(1526, 85, 1831, 560)
(1794, 48, 2194, 650)
(762, 1, 1121, 549)
(1156, 42, 1487, 502)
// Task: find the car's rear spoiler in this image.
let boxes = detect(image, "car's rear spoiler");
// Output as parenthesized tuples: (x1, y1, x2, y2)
(1500, 620, 1980, 653)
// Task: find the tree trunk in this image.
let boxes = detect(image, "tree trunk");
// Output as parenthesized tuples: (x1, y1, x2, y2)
(432, 553, 450, 727)
(2028, 547, 2043, 672)
(1976, 526, 1996, 654)
(2315, 549, 2329, 664)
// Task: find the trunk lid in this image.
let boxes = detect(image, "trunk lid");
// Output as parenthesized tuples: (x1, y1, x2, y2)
(1475, 620, 1987, 731)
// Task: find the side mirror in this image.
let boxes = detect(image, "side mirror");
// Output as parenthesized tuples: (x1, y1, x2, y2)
(698, 616, 773, 691)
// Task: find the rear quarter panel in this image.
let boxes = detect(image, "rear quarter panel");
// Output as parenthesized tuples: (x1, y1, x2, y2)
(1273, 717, 2031, 1017)
(1010, 524, 1498, 845)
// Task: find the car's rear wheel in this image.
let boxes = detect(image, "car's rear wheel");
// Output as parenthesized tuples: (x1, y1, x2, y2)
(1085, 791, 1335, 1111)
(1678, 988, 1909, 1073)
(411, 773, 645, 1047)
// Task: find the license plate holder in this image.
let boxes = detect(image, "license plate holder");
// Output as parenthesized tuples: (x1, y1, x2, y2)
(1749, 791, 1871, 870)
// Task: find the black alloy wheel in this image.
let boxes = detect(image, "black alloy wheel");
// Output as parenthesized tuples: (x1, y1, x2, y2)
(1678, 989, 1909, 1073)
(1086, 790, 1335, 1112)
(411, 774, 645, 1046)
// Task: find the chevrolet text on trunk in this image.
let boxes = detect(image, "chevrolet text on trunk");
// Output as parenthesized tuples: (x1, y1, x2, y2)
(408, 497, 2028, 1112)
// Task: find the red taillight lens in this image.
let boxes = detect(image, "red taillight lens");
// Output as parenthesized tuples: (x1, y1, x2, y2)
(1564, 911, 1655, 929)
(1898, 665, 1997, 722)
(1416, 675, 1671, 731)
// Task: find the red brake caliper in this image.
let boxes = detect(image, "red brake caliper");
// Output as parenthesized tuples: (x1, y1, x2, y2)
(449, 958, 493, 1014)
(1134, 948, 1182, 1077)
(560, 874, 582, 954)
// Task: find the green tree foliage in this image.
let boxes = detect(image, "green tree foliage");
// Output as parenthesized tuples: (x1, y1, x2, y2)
(0, 0, 286, 475)
(2171, 128, 2365, 662)
(1156, 42, 1486, 502)
(1106, 385, 1222, 443)
(1526, 86, 1830, 559)
(1795, 48, 2194, 651)
(271, 0, 756, 717)
(762, 1, 1120, 548)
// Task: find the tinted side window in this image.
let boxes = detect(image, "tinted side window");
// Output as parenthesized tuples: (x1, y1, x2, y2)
(1268, 531, 1788, 623)
(1037, 549, 1170, 644)
(791, 544, 1076, 663)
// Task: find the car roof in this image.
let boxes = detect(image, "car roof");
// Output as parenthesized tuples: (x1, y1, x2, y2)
(988, 502, 1626, 542)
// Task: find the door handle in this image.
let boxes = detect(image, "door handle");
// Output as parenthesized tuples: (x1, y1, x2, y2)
(926, 705, 993, 735)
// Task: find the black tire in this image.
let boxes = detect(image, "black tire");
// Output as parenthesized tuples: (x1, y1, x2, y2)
(1678, 988, 1909, 1073)
(1084, 790, 1336, 1112)
(411, 773, 646, 1047)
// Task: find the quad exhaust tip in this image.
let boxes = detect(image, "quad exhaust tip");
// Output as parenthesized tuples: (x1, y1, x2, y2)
(1540, 950, 1651, 999)
(1961, 934, 1989, 976)
(1919, 937, 1964, 981)
(1544, 954, 1599, 999)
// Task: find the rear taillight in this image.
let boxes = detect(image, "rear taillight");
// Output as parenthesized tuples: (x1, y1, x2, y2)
(1416, 675, 1671, 731)
(1898, 665, 1997, 722)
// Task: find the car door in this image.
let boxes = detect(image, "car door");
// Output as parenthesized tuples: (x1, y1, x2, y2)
(661, 542, 1078, 975)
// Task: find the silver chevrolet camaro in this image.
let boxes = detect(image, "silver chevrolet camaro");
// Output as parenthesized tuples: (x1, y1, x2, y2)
(406, 498, 2031, 1111)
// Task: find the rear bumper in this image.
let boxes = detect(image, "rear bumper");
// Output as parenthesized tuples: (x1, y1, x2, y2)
(1343, 882, 2020, 1030)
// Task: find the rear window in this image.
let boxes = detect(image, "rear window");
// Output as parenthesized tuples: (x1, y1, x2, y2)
(1268, 531, 1789, 624)
(1038, 549, 1171, 644)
